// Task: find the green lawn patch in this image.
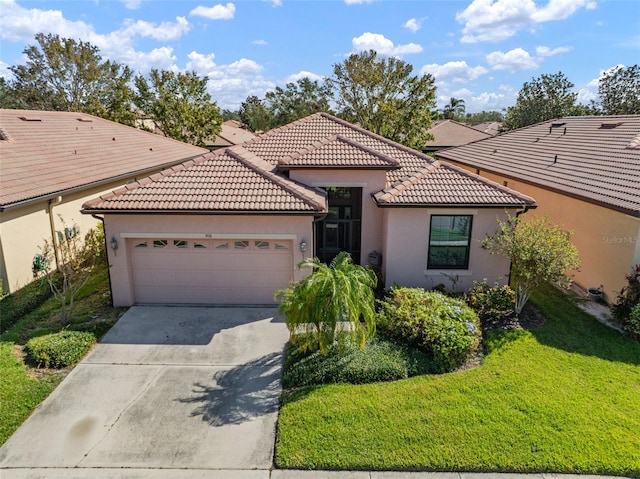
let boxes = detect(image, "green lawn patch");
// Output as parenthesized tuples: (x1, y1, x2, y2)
(275, 284, 640, 476)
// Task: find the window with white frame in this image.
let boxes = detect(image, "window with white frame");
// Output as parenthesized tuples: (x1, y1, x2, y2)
(427, 215, 473, 269)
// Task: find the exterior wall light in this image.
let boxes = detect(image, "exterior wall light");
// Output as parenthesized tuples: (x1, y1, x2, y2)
(110, 236, 119, 256)
(299, 240, 307, 253)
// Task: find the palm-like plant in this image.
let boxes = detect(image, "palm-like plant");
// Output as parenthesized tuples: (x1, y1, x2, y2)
(442, 97, 466, 120)
(276, 251, 377, 355)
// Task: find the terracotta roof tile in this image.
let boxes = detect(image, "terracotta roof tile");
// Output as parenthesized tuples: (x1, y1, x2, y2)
(436, 115, 640, 216)
(83, 112, 534, 213)
(424, 120, 492, 150)
(0, 109, 208, 209)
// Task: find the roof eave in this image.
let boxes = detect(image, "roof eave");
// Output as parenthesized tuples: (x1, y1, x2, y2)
(374, 201, 537, 209)
(80, 208, 326, 216)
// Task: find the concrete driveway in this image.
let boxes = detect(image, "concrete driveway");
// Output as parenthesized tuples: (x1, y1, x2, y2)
(0, 306, 289, 479)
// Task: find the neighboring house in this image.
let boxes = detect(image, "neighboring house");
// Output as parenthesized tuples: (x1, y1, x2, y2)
(437, 115, 640, 302)
(0, 109, 209, 293)
(423, 120, 492, 153)
(471, 121, 502, 136)
(82, 113, 535, 306)
(206, 120, 257, 150)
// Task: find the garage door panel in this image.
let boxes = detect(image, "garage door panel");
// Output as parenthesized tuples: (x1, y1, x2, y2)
(129, 239, 294, 304)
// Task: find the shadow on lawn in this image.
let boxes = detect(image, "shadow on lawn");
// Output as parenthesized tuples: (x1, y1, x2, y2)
(527, 285, 640, 366)
(177, 352, 283, 426)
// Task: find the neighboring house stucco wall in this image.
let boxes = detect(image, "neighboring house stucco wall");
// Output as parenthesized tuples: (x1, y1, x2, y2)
(382, 207, 515, 292)
(103, 214, 315, 307)
(448, 163, 639, 301)
(288, 169, 387, 266)
(0, 181, 139, 292)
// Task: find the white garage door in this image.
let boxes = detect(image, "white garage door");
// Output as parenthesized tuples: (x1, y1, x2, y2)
(129, 238, 294, 304)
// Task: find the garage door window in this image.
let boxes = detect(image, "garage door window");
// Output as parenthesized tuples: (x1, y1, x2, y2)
(153, 240, 168, 248)
(235, 241, 249, 249)
(174, 240, 188, 248)
(135, 241, 148, 248)
(194, 242, 207, 249)
(275, 242, 289, 250)
(255, 241, 269, 249)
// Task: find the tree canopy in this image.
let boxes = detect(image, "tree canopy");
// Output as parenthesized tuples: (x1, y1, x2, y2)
(133, 69, 222, 147)
(327, 50, 437, 150)
(9, 33, 136, 125)
(238, 95, 276, 133)
(598, 64, 640, 115)
(265, 78, 332, 127)
(501, 72, 578, 131)
(442, 97, 466, 120)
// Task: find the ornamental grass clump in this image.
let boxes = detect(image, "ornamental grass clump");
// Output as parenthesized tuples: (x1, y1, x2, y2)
(377, 287, 481, 373)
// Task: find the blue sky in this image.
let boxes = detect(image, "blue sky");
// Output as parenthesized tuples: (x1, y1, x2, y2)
(0, 0, 638, 112)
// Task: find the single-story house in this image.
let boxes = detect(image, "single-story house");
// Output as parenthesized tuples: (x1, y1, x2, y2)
(82, 112, 535, 306)
(423, 120, 492, 153)
(0, 109, 209, 293)
(471, 121, 502, 136)
(436, 115, 640, 302)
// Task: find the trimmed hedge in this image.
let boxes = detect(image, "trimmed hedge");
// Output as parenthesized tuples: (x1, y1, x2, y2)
(25, 331, 96, 368)
(283, 336, 434, 388)
(377, 287, 481, 373)
(0, 279, 54, 333)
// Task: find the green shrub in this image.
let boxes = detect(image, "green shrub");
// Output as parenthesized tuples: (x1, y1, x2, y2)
(0, 278, 55, 333)
(465, 280, 515, 325)
(612, 264, 640, 327)
(626, 304, 640, 340)
(283, 336, 434, 388)
(377, 287, 481, 373)
(25, 330, 96, 368)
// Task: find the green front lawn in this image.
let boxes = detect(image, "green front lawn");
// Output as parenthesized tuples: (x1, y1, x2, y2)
(275, 284, 640, 477)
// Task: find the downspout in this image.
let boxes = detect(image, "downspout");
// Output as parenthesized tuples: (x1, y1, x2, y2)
(48, 196, 63, 269)
(91, 213, 114, 307)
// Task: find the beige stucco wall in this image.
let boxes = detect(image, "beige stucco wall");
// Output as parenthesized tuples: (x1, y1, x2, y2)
(103, 213, 315, 307)
(289, 169, 387, 265)
(446, 162, 640, 301)
(0, 182, 128, 293)
(382, 207, 518, 292)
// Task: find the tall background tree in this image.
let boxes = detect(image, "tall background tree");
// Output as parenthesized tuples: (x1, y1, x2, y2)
(238, 95, 276, 132)
(501, 72, 578, 131)
(9, 33, 136, 125)
(264, 78, 332, 127)
(463, 110, 503, 125)
(442, 97, 466, 120)
(598, 64, 640, 115)
(133, 69, 222, 146)
(327, 49, 437, 150)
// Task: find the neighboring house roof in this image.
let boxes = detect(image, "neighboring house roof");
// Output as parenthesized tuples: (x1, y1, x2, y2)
(83, 112, 535, 214)
(471, 121, 502, 136)
(206, 120, 257, 149)
(436, 115, 640, 217)
(0, 109, 208, 210)
(422, 120, 492, 151)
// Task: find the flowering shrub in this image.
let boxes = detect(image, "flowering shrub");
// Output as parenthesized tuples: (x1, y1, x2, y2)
(377, 287, 481, 373)
(465, 280, 516, 324)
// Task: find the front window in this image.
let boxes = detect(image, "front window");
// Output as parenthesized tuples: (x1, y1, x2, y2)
(428, 215, 472, 269)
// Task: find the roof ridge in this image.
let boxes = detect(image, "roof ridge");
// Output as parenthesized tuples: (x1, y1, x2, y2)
(227, 146, 326, 211)
(335, 135, 401, 167)
(434, 119, 493, 136)
(241, 112, 327, 147)
(374, 165, 437, 203)
(82, 152, 214, 208)
(278, 135, 338, 165)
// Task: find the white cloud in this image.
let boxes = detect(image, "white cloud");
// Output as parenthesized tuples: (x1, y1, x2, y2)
(252, 39, 267, 45)
(285, 71, 323, 83)
(345, 0, 374, 4)
(352, 32, 422, 56)
(0, 60, 11, 79)
(457, 0, 597, 43)
(486, 47, 539, 71)
(577, 63, 625, 104)
(119, 17, 191, 41)
(264, 0, 282, 6)
(420, 61, 488, 82)
(535, 45, 571, 57)
(120, 0, 143, 9)
(189, 3, 236, 20)
(403, 18, 421, 33)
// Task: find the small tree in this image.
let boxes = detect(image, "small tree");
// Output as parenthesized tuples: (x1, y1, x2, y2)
(276, 252, 377, 355)
(35, 218, 105, 324)
(482, 215, 580, 315)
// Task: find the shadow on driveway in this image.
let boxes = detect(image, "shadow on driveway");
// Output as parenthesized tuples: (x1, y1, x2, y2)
(178, 352, 283, 427)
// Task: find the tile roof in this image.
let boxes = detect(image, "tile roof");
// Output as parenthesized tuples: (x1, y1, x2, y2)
(0, 109, 208, 209)
(423, 120, 492, 150)
(436, 115, 640, 216)
(83, 112, 535, 213)
(206, 120, 257, 149)
(471, 121, 502, 136)
(374, 161, 535, 207)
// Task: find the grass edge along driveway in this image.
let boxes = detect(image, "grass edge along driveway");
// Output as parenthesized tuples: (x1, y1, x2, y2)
(275, 284, 640, 477)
